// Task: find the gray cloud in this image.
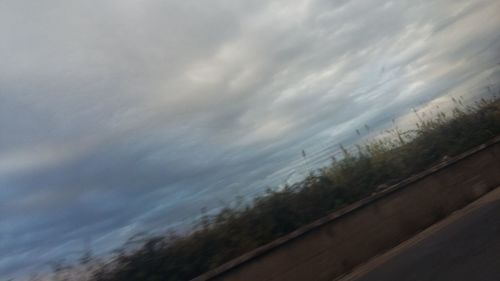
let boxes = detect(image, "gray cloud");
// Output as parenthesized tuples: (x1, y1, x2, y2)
(1, 0, 499, 278)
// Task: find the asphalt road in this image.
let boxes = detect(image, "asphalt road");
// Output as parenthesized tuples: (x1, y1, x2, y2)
(339, 187, 500, 281)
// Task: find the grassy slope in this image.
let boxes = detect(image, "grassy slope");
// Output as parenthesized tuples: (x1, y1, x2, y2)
(47, 97, 500, 281)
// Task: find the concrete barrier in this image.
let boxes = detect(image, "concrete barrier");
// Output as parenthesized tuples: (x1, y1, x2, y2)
(192, 137, 500, 281)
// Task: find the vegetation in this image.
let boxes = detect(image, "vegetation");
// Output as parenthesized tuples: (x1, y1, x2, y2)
(35, 96, 500, 281)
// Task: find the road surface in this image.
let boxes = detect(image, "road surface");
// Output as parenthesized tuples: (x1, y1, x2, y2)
(338, 187, 500, 281)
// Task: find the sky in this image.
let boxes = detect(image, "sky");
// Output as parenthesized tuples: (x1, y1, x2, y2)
(1, 0, 500, 278)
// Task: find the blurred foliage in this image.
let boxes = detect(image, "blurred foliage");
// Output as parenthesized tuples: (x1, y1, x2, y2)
(38, 96, 500, 281)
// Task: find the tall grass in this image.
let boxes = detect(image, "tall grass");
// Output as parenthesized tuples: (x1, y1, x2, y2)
(40, 96, 500, 281)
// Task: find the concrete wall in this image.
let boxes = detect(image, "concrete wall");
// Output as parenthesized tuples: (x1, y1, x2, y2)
(192, 137, 500, 281)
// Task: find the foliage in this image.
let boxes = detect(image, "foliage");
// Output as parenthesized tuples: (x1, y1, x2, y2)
(37, 96, 500, 281)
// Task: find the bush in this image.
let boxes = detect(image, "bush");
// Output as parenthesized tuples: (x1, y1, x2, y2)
(42, 96, 500, 281)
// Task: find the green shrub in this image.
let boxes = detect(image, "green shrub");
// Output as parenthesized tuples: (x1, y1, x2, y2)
(45, 96, 500, 281)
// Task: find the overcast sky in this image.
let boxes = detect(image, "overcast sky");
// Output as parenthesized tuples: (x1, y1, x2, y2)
(1, 0, 500, 278)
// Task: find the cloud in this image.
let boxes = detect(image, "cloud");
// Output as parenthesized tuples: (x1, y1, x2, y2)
(1, 0, 499, 278)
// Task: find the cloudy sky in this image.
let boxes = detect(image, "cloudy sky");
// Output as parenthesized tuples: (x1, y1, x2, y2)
(1, 0, 500, 278)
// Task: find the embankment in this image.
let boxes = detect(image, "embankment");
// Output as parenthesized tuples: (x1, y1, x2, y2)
(193, 136, 500, 281)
